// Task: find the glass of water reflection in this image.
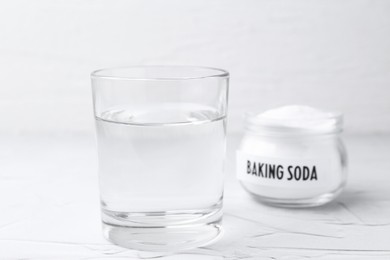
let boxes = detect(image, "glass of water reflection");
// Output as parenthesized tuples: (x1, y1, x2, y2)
(91, 66, 229, 251)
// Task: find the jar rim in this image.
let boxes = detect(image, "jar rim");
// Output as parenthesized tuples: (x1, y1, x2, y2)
(244, 110, 343, 136)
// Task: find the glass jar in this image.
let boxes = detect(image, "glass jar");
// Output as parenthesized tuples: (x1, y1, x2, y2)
(236, 108, 347, 207)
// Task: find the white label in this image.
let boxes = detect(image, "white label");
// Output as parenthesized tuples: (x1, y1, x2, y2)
(236, 151, 330, 187)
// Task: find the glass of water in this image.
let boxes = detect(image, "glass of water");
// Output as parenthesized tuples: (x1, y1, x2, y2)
(91, 66, 229, 251)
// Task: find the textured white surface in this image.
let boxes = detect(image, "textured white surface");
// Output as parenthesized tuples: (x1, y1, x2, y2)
(1, 133, 390, 259)
(0, 0, 390, 135)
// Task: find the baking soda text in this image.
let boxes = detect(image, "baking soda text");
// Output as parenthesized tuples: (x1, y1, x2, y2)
(247, 160, 318, 181)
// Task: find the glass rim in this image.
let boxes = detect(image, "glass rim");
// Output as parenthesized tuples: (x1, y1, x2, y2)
(91, 65, 229, 81)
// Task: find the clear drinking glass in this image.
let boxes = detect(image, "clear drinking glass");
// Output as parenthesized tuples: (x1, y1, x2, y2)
(91, 66, 229, 251)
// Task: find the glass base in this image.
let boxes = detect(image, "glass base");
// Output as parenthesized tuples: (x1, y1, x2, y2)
(101, 205, 223, 251)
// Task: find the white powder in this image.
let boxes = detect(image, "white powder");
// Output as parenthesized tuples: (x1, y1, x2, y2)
(255, 105, 339, 131)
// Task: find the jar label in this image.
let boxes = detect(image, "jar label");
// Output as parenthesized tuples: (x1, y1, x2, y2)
(236, 151, 330, 187)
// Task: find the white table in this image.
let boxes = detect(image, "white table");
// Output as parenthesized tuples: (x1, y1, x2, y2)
(1, 134, 389, 259)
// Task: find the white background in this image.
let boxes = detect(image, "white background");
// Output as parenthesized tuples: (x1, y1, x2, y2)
(1, 1, 390, 258)
(0, 0, 389, 135)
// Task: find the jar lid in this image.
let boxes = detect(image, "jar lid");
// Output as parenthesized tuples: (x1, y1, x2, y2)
(245, 105, 343, 136)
